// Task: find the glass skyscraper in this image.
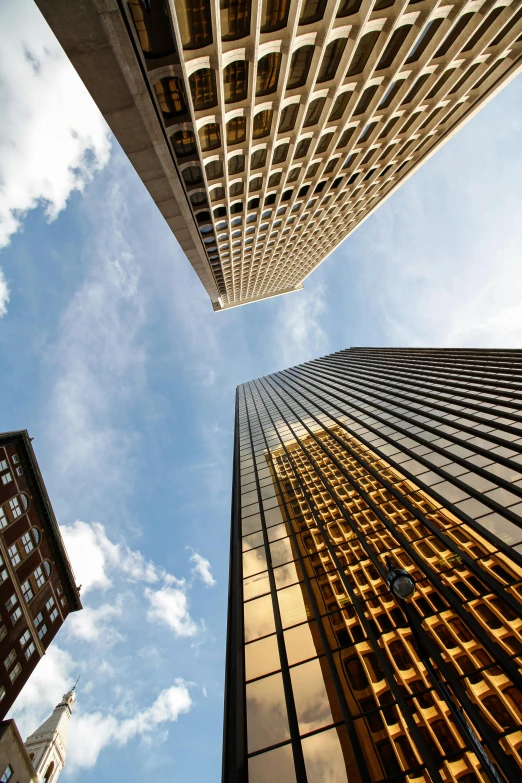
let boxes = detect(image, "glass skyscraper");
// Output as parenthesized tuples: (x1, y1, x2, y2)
(224, 348, 522, 783)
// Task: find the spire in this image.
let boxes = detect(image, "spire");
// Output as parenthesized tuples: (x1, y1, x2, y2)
(24, 680, 78, 783)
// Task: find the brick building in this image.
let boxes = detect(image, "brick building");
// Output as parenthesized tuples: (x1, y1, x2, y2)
(0, 431, 81, 719)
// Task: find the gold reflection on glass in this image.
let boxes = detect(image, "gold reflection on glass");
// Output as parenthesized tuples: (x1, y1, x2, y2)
(247, 673, 291, 752)
(243, 531, 264, 550)
(244, 571, 270, 600)
(274, 560, 300, 589)
(278, 583, 310, 628)
(270, 537, 293, 566)
(291, 658, 335, 733)
(284, 621, 320, 665)
(246, 634, 280, 680)
(243, 544, 267, 577)
(244, 593, 275, 641)
(242, 513, 262, 535)
(248, 743, 297, 783)
(267, 522, 288, 541)
(302, 725, 351, 783)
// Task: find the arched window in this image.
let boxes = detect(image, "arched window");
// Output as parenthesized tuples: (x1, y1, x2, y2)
(278, 104, 299, 133)
(228, 155, 245, 175)
(293, 138, 311, 159)
(128, 0, 177, 58)
(406, 18, 444, 63)
(260, 0, 291, 33)
(256, 53, 281, 96)
(220, 0, 251, 41)
(272, 143, 289, 164)
(21, 494, 29, 511)
(205, 160, 224, 180)
(316, 132, 334, 153)
(43, 761, 55, 783)
(249, 176, 263, 192)
(190, 191, 208, 207)
(189, 69, 217, 111)
(172, 129, 197, 157)
(299, 0, 328, 26)
(224, 61, 249, 103)
(287, 46, 314, 90)
(43, 561, 51, 578)
(303, 97, 326, 127)
(199, 123, 221, 151)
(329, 90, 352, 121)
(182, 165, 203, 185)
(252, 110, 273, 139)
(435, 12, 474, 57)
(251, 149, 267, 169)
(377, 25, 412, 70)
(211, 186, 225, 201)
(337, 0, 362, 17)
(347, 30, 380, 76)
(229, 181, 244, 197)
(196, 210, 211, 224)
(268, 172, 282, 187)
(227, 116, 247, 145)
(176, 0, 213, 49)
(317, 38, 347, 82)
(154, 77, 187, 117)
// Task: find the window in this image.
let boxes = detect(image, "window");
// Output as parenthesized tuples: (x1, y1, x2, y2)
(50, 608, 59, 623)
(12, 455, 19, 464)
(22, 580, 34, 603)
(329, 90, 352, 121)
(6, 594, 17, 611)
(287, 46, 314, 90)
(347, 30, 380, 77)
(11, 607, 22, 625)
(176, 0, 213, 49)
(154, 77, 187, 117)
(229, 181, 244, 197)
(8, 544, 20, 567)
(172, 129, 197, 158)
(224, 60, 249, 103)
(354, 84, 379, 115)
(0, 507, 6, 529)
(435, 12, 474, 57)
(303, 97, 326, 127)
(279, 103, 299, 133)
(337, 0, 361, 16)
(9, 498, 21, 518)
(46, 596, 55, 612)
(0, 687, 5, 703)
(61, 596, 67, 608)
(9, 663, 22, 683)
(189, 68, 218, 111)
(4, 650, 16, 669)
(34, 566, 45, 589)
(205, 160, 223, 180)
(253, 111, 273, 139)
(220, 0, 251, 41)
(251, 149, 267, 169)
(25, 642, 36, 660)
(22, 532, 34, 555)
(299, 0, 327, 24)
(32, 528, 40, 545)
(227, 116, 246, 145)
(406, 18, 444, 63)
(0, 626, 6, 642)
(0, 765, 13, 782)
(15, 467, 23, 477)
(268, 172, 282, 187)
(0, 460, 7, 471)
(199, 123, 221, 152)
(20, 629, 31, 647)
(228, 155, 245, 175)
(256, 53, 281, 96)
(377, 24, 413, 70)
(34, 612, 43, 628)
(38, 623, 48, 640)
(1, 473, 12, 485)
(260, 0, 290, 34)
(317, 38, 347, 82)
(294, 138, 312, 159)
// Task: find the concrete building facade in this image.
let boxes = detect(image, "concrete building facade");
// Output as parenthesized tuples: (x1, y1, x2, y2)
(224, 348, 522, 782)
(35, 1, 522, 310)
(0, 432, 81, 720)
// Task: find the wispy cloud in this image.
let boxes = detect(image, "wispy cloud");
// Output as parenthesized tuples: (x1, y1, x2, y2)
(144, 586, 199, 637)
(272, 281, 329, 368)
(189, 551, 217, 587)
(0, 269, 9, 317)
(0, 0, 110, 246)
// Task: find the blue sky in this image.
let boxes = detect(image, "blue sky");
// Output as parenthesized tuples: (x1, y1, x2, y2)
(1, 1, 522, 781)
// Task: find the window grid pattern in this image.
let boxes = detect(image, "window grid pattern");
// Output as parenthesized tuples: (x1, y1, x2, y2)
(127, 0, 522, 308)
(225, 347, 522, 783)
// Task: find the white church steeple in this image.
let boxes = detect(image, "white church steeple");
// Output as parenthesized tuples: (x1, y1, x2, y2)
(24, 679, 78, 783)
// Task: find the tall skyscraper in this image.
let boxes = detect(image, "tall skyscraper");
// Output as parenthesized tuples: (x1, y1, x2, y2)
(36, 2, 522, 310)
(0, 431, 81, 719)
(224, 348, 522, 783)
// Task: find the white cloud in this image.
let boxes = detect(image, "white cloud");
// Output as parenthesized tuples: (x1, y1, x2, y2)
(67, 680, 193, 772)
(66, 602, 123, 643)
(0, 269, 10, 317)
(272, 282, 329, 368)
(145, 586, 198, 638)
(60, 520, 163, 595)
(190, 552, 216, 587)
(0, 0, 110, 250)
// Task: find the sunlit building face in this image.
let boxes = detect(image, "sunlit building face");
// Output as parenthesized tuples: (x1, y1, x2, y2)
(224, 348, 522, 783)
(35, 1, 522, 309)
